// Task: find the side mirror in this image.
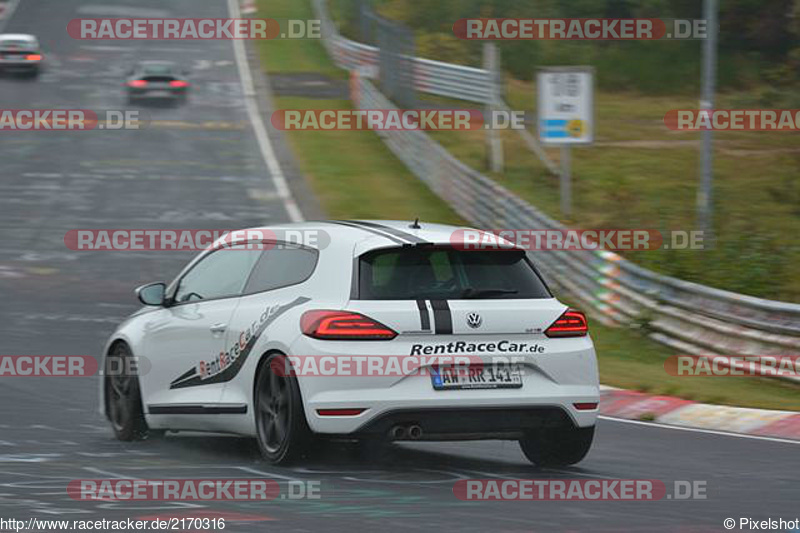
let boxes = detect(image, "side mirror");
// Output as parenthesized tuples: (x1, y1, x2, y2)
(136, 282, 166, 306)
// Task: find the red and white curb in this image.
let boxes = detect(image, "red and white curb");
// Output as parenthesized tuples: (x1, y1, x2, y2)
(600, 386, 800, 441)
(241, 0, 257, 15)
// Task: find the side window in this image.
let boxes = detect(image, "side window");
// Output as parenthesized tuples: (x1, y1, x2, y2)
(243, 245, 318, 295)
(174, 247, 262, 303)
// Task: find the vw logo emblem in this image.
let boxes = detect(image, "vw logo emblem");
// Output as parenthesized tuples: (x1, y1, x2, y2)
(466, 312, 483, 329)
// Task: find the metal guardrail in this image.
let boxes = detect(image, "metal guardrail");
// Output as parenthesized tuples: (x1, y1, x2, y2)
(314, 0, 800, 382)
(316, 0, 493, 103)
(314, 0, 559, 182)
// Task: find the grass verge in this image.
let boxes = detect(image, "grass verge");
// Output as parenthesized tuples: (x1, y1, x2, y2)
(431, 79, 800, 302)
(254, 0, 799, 411)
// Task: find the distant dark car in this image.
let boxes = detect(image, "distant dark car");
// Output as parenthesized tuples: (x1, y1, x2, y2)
(0, 34, 43, 77)
(126, 61, 190, 104)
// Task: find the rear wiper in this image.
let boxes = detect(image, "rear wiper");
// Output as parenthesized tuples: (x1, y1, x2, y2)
(460, 287, 518, 299)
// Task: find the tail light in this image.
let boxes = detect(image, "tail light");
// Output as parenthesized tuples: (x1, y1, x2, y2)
(128, 80, 148, 88)
(25, 54, 42, 61)
(169, 80, 190, 88)
(545, 309, 588, 338)
(317, 408, 366, 416)
(301, 310, 397, 340)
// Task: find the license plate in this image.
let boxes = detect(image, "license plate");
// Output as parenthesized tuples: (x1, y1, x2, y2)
(431, 363, 523, 390)
(148, 90, 172, 97)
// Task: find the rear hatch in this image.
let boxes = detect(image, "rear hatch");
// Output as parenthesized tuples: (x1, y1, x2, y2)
(301, 245, 588, 393)
(330, 245, 575, 390)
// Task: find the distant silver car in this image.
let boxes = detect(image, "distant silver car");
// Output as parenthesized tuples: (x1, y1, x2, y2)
(0, 34, 43, 76)
(126, 61, 190, 104)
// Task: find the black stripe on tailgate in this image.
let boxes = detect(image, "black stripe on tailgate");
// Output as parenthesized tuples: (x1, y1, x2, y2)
(416, 299, 431, 330)
(430, 300, 453, 334)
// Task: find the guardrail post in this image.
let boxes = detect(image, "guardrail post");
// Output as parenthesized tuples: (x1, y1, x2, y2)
(483, 43, 503, 173)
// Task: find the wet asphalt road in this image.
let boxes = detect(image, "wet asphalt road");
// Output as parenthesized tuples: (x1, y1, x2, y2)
(0, 1, 798, 532)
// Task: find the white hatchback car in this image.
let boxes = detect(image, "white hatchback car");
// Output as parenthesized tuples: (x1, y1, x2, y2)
(101, 221, 599, 465)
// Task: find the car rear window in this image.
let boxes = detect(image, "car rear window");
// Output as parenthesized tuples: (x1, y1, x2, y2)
(0, 40, 35, 49)
(141, 64, 175, 75)
(358, 247, 551, 300)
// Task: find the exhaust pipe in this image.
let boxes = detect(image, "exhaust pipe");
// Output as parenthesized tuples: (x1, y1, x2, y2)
(390, 425, 407, 440)
(408, 425, 422, 440)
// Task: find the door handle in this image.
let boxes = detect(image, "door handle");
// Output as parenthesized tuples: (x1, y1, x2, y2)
(210, 323, 227, 334)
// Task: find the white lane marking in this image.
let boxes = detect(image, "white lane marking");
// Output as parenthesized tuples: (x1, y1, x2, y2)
(0, 454, 61, 462)
(228, 0, 303, 223)
(76, 6, 169, 17)
(234, 465, 302, 482)
(79, 45, 129, 52)
(459, 466, 622, 482)
(341, 469, 469, 485)
(599, 415, 800, 445)
(83, 467, 137, 479)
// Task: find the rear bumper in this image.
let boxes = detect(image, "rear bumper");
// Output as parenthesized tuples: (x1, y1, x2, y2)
(306, 383, 599, 435)
(0, 60, 39, 68)
(351, 406, 579, 441)
(294, 337, 600, 438)
(128, 89, 186, 98)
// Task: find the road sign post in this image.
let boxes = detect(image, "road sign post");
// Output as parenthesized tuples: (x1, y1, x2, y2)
(697, 0, 718, 245)
(560, 145, 571, 216)
(537, 67, 594, 217)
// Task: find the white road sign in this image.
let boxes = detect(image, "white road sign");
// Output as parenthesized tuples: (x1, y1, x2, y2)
(538, 67, 594, 145)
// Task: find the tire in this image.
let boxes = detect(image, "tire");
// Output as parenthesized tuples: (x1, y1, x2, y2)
(519, 425, 595, 467)
(254, 353, 313, 464)
(104, 343, 149, 441)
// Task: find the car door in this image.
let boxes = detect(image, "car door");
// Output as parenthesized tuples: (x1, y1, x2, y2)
(219, 244, 319, 407)
(140, 245, 263, 413)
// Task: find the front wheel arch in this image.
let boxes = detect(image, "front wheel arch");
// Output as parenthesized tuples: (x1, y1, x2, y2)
(104, 340, 149, 440)
(103, 340, 132, 420)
